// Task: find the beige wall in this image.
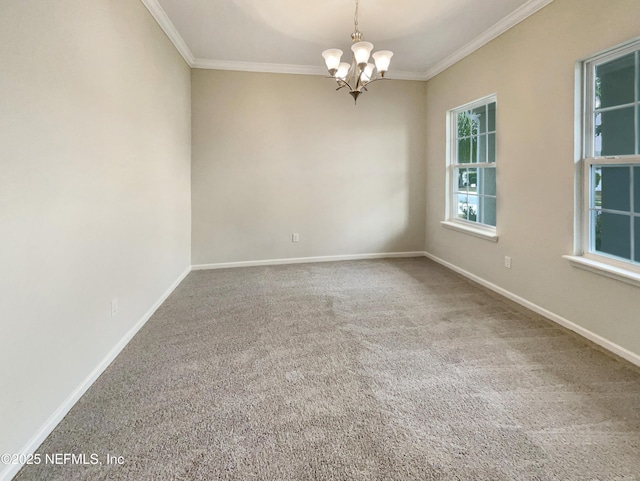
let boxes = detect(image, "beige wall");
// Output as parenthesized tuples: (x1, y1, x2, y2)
(0, 0, 191, 465)
(191, 70, 426, 265)
(425, 0, 640, 356)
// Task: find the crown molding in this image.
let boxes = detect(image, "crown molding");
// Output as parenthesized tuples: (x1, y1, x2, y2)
(422, 0, 555, 80)
(140, 0, 195, 65)
(191, 59, 326, 76)
(192, 59, 426, 81)
(384, 70, 428, 81)
(141, 0, 554, 81)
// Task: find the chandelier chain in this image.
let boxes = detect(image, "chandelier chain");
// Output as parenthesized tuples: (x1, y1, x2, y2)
(354, 0, 359, 33)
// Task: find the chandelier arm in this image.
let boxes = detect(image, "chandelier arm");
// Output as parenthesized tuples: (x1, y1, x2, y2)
(361, 76, 386, 86)
(336, 79, 354, 92)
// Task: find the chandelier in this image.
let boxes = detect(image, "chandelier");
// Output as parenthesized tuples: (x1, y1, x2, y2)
(321, 0, 394, 103)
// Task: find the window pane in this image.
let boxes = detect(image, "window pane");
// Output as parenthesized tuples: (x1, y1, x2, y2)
(470, 136, 477, 163)
(472, 135, 486, 163)
(593, 210, 601, 251)
(471, 106, 486, 134)
(593, 166, 602, 208)
(466, 195, 479, 223)
(482, 196, 497, 227)
(455, 168, 468, 192)
(480, 167, 496, 196)
(456, 194, 469, 220)
(466, 168, 478, 194)
(458, 112, 471, 138)
(469, 112, 478, 136)
(597, 211, 631, 260)
(594, 113, 602, 156)
(601, 166, 630, 212)
(635, 167, 640, 211)
(457, 138, 470, 163)
(488, 133, 496, 163)
(635, 217, 640, 262)
(488, 102, 496, 132)
(596, 53, 635, 109)
(598, 107, 635, 156)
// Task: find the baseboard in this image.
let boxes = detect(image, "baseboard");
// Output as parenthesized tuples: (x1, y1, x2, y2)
(192, 251, 428, 271)
(0, 265, 192, 481)
(424, 251, 640, 368)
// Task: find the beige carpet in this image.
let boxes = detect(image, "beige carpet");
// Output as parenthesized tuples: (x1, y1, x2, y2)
(15, 258, 640, 480)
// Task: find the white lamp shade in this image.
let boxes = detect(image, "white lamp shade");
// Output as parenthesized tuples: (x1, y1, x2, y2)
(351, 41, 374, 65)
(322, 49, 343, 71)
(361, 63, 375, 82)
(372, 50, 393, 72)
(336, 62, 351, 80)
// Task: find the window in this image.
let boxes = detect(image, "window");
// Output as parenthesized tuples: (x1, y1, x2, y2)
(567, 39, 640, 286)
(582, 42, 640, 267)
(444, 95, 497, 240)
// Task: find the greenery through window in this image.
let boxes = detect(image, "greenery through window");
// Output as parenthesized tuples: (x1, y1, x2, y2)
(450, 97, 497, 228)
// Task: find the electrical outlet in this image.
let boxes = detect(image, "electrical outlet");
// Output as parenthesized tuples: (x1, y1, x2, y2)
(292, 233, 299, 242)
(111, 298, 118, 317)
(504, 256, 512, 269)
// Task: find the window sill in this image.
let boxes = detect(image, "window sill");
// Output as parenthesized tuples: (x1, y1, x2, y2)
(440, 221, 498, 242)
(562, 255, 640, 288)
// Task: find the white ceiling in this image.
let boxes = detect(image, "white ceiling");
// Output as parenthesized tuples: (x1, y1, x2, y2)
(142, 0, 554, 80)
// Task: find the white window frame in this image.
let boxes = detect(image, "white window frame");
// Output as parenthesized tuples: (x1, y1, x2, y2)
(565, 38, 640, 287)
(441, 94, 498, 242)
